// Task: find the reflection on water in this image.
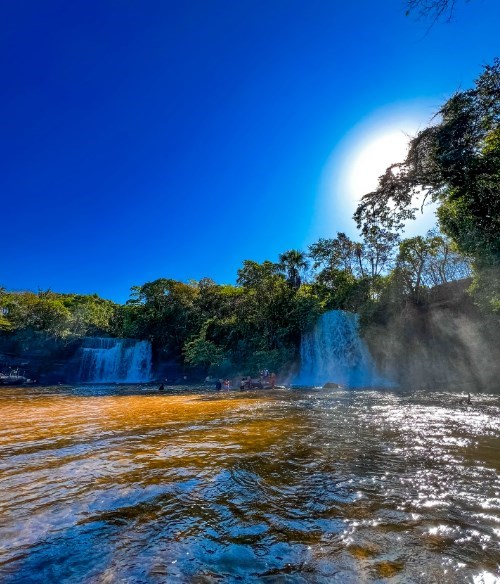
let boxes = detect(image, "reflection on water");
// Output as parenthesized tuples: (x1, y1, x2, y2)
(0, 385, 499, 583)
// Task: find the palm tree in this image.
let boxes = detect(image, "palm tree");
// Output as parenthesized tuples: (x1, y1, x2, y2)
(278, 249, 309, 289)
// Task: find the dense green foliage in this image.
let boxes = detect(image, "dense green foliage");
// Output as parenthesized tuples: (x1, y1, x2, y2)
(0, 289, 118, 338)
(3, 61, 494, 378)
(1, 228, 470, 376)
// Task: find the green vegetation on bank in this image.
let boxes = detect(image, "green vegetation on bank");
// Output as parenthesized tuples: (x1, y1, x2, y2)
(0, 227, 472, 377)
(1, 60, 497, 378)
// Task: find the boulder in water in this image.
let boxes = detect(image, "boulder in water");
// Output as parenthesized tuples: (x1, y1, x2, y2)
(323, 382, 345, 389)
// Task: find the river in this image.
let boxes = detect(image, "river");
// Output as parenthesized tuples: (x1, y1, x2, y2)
(0, 385, 499, 583)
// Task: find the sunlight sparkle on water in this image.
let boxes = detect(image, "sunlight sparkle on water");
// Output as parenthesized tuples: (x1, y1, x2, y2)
(0, 386, 499, 583)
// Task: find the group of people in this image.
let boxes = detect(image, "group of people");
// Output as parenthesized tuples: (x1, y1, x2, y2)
(260, 370, 277, 387)
(215, 379, 231, 391)
(158, 372, 278, 392)
(215, 372, 278, 391)
(239, 371, 277, 390)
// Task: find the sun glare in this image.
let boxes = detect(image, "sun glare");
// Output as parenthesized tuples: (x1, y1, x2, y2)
(314, 106, 435, 238)
(347, 130, 411, 202)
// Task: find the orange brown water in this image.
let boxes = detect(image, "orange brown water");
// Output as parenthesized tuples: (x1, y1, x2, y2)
(0, 385, 499, 583)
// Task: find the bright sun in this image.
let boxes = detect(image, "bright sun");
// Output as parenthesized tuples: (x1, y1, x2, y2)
(316, 110, 432, 238)
(347, 130, 411, 202)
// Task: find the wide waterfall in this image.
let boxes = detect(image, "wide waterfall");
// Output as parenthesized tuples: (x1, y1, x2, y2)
(297, 310, 388, 388)
(78, 338, 153, 383)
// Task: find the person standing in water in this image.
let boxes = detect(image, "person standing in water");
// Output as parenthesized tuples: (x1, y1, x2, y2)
(459, 393, 473, 405)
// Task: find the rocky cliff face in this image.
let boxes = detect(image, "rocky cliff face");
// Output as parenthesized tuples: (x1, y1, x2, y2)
(0, 333, 82, 383)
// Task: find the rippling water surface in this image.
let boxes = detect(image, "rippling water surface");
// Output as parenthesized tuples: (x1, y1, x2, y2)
(0, 385, 499, 583)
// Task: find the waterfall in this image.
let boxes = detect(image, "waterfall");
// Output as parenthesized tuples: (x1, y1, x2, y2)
(78, 338, 153, 383)
(297, 310, 388, 388)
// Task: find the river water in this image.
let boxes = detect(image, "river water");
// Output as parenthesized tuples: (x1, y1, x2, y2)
(0, 385, 499, 583)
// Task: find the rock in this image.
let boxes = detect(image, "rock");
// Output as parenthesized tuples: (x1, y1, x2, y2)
(323, 382, 344, 389)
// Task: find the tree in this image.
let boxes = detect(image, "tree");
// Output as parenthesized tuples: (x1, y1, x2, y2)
(309, 230, 398, 281)
(234, 258, 315, 373)
(278, 249, 309, 289)
(127, 278, 198, 358)
(308, 233, 358, 275)
(354, 60, 500, 312)
(360, 226, 400, 279)
(183, 332, 225, 370)
(236, 260, 282, 288)
(0, 288, 121, 344)
(395, 235, 443, 301)
(0, 288, 13, 331)
(237, 259, 294, 353)
(422, 229, 472, 287)
(0, 290, 72, 339)
(307, 230, 399, 311)
(62, 294, 117, 336)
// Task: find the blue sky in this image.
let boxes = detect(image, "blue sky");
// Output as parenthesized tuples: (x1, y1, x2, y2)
(1, 0, 499, 302)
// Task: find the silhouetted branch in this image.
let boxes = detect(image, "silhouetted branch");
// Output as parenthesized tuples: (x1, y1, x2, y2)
(405, 0, 470, 23)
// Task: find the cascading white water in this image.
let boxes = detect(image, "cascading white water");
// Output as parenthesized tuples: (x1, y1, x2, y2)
(297, 310, 388, 388)
(78, 338, 152, 383)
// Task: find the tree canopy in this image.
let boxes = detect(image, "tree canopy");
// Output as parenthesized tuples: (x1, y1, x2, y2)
(354, 59, 499, 312)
